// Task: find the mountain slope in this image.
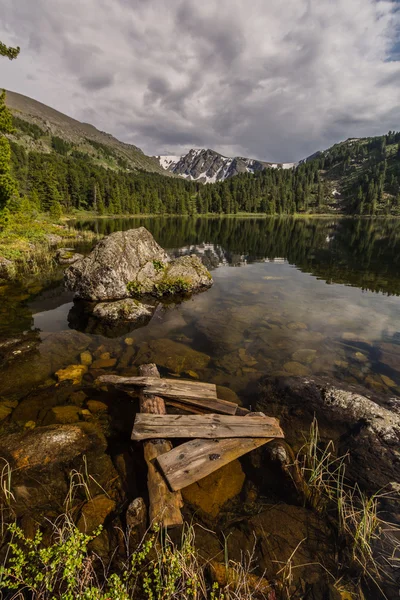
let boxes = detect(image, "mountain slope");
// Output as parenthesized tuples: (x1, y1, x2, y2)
(156, 148, 296, 182)
(6, 90, 169, 175)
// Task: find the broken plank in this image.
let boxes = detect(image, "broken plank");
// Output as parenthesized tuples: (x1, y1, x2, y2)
(137, 364, 183, 528)
(156, 437, 273, 491)
(131, 414, 284, 441)
(97, 374, 237, 415)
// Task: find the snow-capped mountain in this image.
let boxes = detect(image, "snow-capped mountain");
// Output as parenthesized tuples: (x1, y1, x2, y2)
(156, 148, 296, 183)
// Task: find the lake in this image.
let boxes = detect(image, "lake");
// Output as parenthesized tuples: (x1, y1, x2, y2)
(2, 217, 400, 403)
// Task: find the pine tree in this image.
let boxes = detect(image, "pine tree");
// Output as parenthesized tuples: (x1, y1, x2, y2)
(0, 41, 20, 60)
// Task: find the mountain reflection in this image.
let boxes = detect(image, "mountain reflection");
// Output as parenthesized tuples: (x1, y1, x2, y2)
(72, 217, 400, 296)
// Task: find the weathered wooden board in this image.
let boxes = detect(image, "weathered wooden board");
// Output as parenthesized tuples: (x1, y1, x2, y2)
(131, 413, 284, 441)
(137, 364, 183, 528)
(156, 437, 273, 491)
(97, 374, 238, 415)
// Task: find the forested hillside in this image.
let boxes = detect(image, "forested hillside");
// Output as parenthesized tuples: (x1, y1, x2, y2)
(4, 91, 400, 216)
(5, 90, 167, 175)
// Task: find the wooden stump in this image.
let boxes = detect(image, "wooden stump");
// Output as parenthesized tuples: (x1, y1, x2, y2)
(138, 364, 183, 528)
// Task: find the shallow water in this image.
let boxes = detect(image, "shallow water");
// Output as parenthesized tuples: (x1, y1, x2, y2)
(2, 217, 400, 405)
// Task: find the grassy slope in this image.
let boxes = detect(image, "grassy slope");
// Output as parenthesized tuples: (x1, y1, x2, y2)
(5, 90, 170, 176)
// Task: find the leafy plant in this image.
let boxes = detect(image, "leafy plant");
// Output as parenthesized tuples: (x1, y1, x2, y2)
(126, 280, 143, 296)
(153, 276, 191, 297)
(152, 259, 166, 273)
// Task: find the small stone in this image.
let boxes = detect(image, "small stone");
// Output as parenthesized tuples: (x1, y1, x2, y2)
(55, 364, 88, 385)
(381, 375, 397, 388)
(124, 337, 134, 346)
(292, 349, 317, 364)
(69, 391, 87, 406)
(354, 352, 368, 363)
(100, 352, 111, 360)
(126, 497, 147, 539)
(365, 375, 387, 393)
(0, 404, 12, 422)
(94, 345, 106, 358)
(92, 358, 117, 369)
(78, 494, 116, 534)
(80, 351, 93, 366)
(186, 370, 199, 379)
(87, 400, 108, 414)
(24, 420, 36, 429)
(283, 362, 310, 376)
(79, 409, 92, 421)
(334, 360, 349, 369)
(43, 405, 81, 425)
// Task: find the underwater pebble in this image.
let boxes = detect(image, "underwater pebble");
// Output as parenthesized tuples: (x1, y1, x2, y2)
(55, 364, 88, 385)
(80, 351, 93, 366)
(283, 361, 310, 376)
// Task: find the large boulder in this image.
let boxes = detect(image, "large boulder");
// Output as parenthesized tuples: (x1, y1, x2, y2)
(0, 423, 122, 520)
(65, 227, 212, 301)
(258, 376, 400, 497)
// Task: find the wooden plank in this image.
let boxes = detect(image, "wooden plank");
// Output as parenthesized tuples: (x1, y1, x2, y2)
(97, 374, 238, 415)
(156, 437, 273, 491)
(131, 414, 284, 441)
(137, 364, 183, 528)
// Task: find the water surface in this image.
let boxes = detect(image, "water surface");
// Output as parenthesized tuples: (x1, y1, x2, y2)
(2, 217, 400, 405)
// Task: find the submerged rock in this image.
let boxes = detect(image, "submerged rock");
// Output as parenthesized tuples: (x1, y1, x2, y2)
(65, 227, 212, 301)
(182, 459, 245, 518)
(55, 364, 88, 385)
(92, 298, 155, 324)
(226, 503, 335, 591)
(259, 376, 400, 497)
(136, 338, 211, 373)
(0, 330, 91, 398)
(0, 423, 122, 522)
(56, 248, 84, 265)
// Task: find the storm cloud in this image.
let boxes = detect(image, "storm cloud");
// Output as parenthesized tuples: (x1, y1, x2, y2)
(1, 0, 400, 161)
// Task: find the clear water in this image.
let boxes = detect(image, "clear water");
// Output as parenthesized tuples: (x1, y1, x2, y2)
(2, 217, 400, 406)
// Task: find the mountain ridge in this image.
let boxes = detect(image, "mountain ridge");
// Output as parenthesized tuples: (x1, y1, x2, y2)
(156, 148, 296, 183)
(5, 90, 170, 176)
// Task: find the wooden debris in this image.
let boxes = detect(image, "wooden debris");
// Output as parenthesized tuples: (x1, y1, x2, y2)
(132, 413, 284, 441)
(97, 374, 238, 414)
(156, 437, 273, 491)
(137, 364, 183, 528)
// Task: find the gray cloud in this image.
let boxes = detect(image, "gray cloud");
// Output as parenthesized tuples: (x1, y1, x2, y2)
(1, 0, 400, 162)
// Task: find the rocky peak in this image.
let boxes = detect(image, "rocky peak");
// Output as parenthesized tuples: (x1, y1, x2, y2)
(156, 148, 296, 183)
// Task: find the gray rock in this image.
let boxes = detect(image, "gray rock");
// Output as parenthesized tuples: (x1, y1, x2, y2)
(0, 423, 122, 523)
(56, 248, 84, 265)
(92, 299, 155, 324)
(45, 234, 63, 245)
(161, 255, 213, 294)
(65, 227, 212, 301)
(65, 227, 169, 300)
(0, 256, 15, 280)
(259, 376, 400, 496)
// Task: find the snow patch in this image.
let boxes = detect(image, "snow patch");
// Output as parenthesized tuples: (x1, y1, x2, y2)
(157, 155, 182, 170)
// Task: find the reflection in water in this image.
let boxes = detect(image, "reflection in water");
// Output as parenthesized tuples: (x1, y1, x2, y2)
(72, 216, 400, 295)
(1, 217, 400, 403)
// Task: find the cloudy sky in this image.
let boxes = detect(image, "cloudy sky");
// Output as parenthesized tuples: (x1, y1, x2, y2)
(1, 0, 400, 162)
